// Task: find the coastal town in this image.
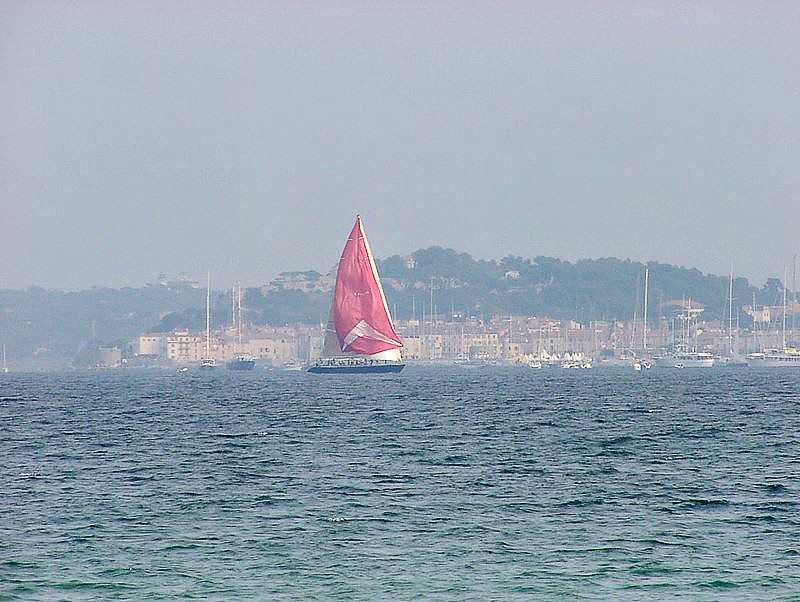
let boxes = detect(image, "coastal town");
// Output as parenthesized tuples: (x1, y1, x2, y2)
(116, 286, 796, 370)
(121, 317, 792, 370)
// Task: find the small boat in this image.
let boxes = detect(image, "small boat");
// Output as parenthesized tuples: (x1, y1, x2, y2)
(177, 366, 189, 373)
(308, 215, 405, 374)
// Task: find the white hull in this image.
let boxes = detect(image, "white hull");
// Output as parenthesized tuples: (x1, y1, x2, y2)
(660, 353, 715, 368)
(747, 350, 800, 368)
(670, 359, 714, 368)
(748, 358, 800, 367)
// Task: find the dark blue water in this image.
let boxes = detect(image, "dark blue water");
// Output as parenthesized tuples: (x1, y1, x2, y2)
(2, 367, 799, 599)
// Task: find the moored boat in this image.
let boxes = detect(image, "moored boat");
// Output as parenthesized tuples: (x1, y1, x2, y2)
(746, 269, 799, 367)
(746, 347, 800, 367)
(227, 283, 255, 371)
(660, 350, 715, 368)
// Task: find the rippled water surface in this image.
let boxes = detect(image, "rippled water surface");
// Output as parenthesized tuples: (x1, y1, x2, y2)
(2, 367, 799, 600)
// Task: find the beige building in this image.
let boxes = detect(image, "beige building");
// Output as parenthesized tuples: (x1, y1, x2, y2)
(245, 336, 299, 365)
(167, 330, 216, 363)
(462, 332, 500, 360)
(137, 334, 168, 357)
(98, 346, 122, 367)
(400, 335, 422, 360)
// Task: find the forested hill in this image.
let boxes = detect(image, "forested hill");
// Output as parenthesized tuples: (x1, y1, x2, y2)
(373, 247, 777, 324)
(0, 248, 787, 364)
(0, 285, 206, 366)
(183, 248, 778, 329)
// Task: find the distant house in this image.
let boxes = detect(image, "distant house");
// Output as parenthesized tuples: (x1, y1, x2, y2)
(157, 272, 201, 289)
(98, 346, 122, 368)
(137, 334, 168, 357)
(262, 271, 334, 294)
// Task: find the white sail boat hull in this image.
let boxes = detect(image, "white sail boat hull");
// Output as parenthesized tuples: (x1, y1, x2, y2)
(307, 358, 404, 373)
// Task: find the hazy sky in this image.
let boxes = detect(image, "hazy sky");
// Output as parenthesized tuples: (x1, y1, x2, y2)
(2, 1, 798, 290)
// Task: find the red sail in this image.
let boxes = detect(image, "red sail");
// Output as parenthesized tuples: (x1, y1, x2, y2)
(333, 217, 402, 355)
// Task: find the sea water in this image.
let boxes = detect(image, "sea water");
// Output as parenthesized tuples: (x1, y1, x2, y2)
(1, 367, 799, 600)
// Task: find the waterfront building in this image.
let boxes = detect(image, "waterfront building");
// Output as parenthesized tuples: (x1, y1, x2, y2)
(167, 330, 212, 363)
(137, 334, 168, 357)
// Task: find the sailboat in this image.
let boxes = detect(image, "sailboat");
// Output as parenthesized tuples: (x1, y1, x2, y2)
(2, 344, 8, 374)
(227, 283, 256, 370)
(308, 215, 405, 374)
(199, 272, 216, 369)
(720, 266, 747, 367)
(660, 299, 715, 368)
(747, 267, 800, 367)
(633, 267, 653, 371)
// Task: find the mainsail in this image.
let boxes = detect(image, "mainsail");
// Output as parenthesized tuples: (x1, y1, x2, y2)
(321, 216, 402, 361)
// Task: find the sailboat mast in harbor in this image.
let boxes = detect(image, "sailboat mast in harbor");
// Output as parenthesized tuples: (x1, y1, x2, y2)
(200, 272, 216, 369)
(728, 265, 734, 355)
(782, 265, 788, 350)
(642, 267, 649, 352)
(747, 264, 800, 367)
(227, 282, 256, 370)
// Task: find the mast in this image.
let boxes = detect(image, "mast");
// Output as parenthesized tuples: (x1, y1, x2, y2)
(728, 265, 734, 355)
(793, 254, 797, 345)
(430, 277, 435, 330)
(421, 302, 425, 358)
(631, 272, 639, 353)
(685, 296, 691, 351)
(643, 267, 649, 351)
(231, 286, 236, 332)
(783, 265, 788, 349)
(206, 272, 211, 358)
(237, 282, 243, 351)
